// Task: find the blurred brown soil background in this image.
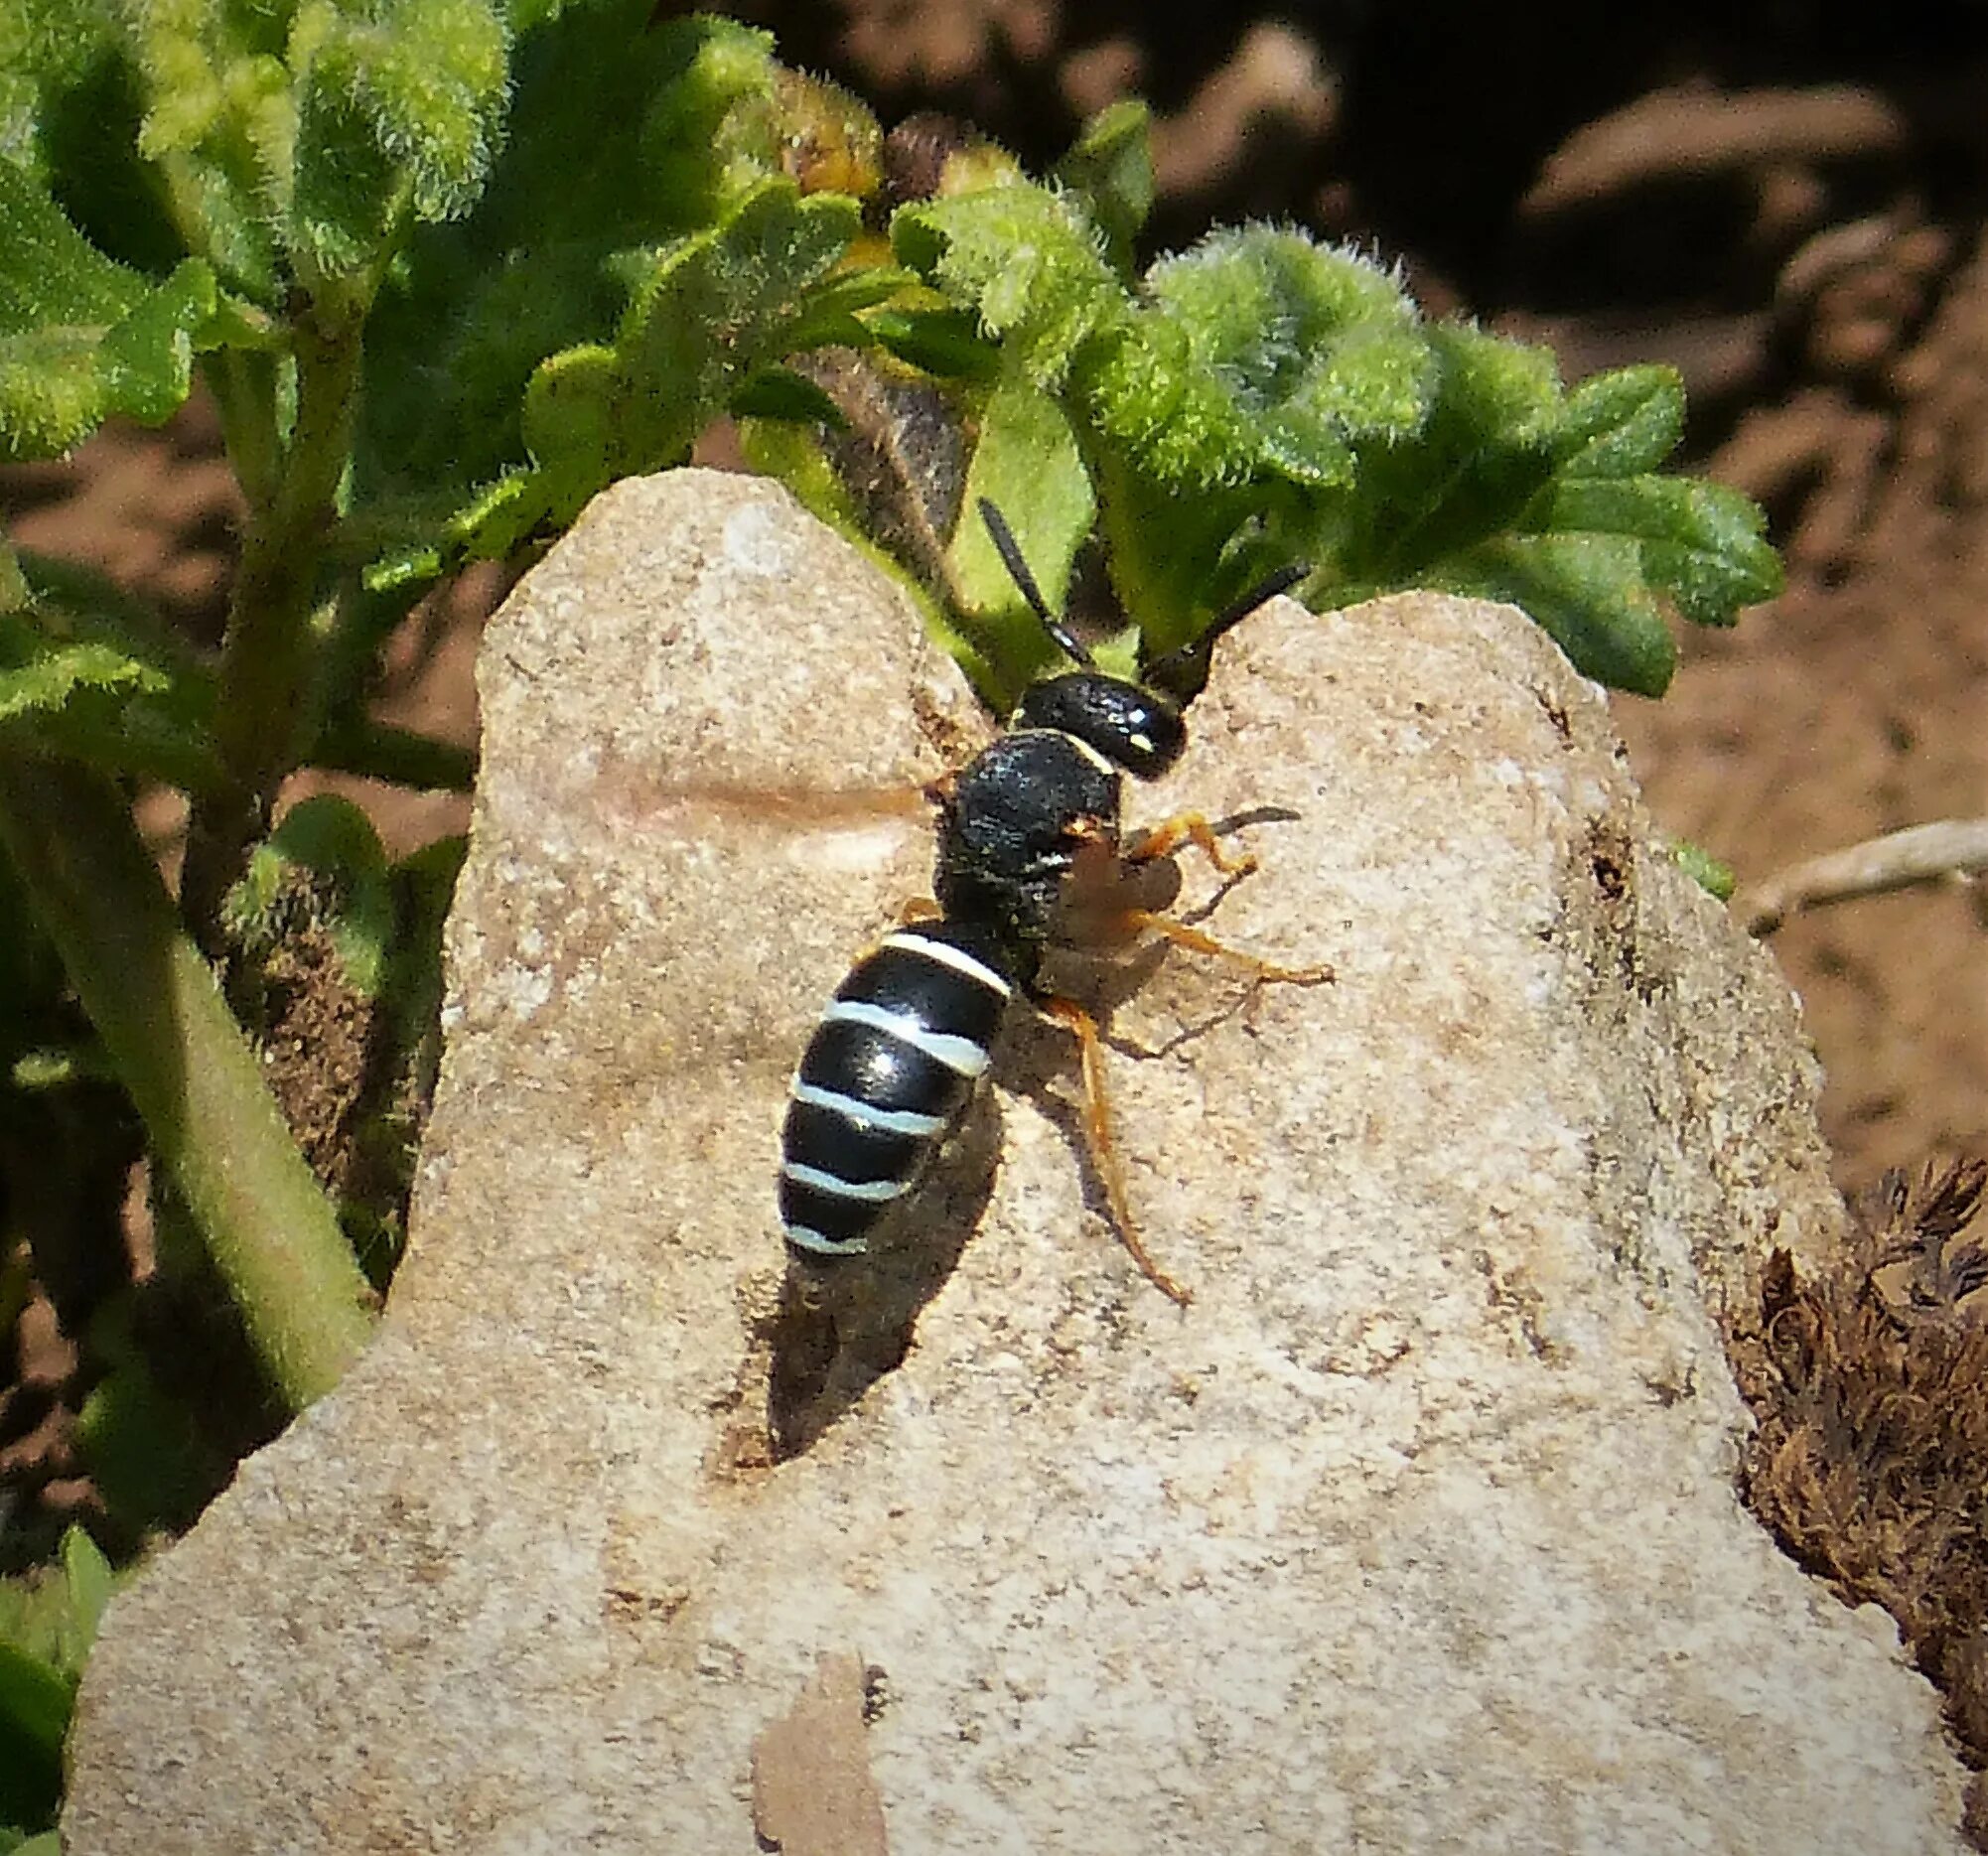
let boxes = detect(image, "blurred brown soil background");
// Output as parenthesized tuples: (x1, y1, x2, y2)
(5, 0, 1984, 1191)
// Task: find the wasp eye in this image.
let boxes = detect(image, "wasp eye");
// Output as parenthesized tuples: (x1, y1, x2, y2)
(1013, 674, 1186, 778)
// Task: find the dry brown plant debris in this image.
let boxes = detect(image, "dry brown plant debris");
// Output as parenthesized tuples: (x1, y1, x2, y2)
(1727, 1159, 1988, 1843)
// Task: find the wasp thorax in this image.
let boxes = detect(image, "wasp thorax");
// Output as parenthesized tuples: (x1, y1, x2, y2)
(1011, 672, 1188, 779)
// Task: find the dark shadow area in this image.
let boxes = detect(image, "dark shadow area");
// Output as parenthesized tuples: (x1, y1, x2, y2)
(765, 1085, 1003, 1460)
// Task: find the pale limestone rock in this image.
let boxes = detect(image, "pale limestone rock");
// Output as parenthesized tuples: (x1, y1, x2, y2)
(65, 471, 1970, 1853)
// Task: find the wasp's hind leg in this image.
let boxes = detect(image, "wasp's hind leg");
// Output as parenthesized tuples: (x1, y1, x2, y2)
(1032, 991, 1194, 1308)
(1119, 910, 1335, 987)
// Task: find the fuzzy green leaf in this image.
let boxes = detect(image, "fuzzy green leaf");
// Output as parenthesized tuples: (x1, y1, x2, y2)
(0, 163, 216, 457)
(1439, 532, 1678, 695)
(1635, 484, 1782, 627)
(893, 181, 1128, 386)
(774, 264, 917, 355)
(1090, 448, 1268, 656)
(384, 178, 860, 576)
(351, 14, 879, 581)
(1553, 364, 1684, 477)
(1080, 313, 1265, 488)
(0, 0, 129, 193)
(126, 2, 294, 302)
(289, 0, 509, 280)
(1145, 227, 1414, 379)
(1090, 229, 1429, 494)
(352, 9, 787, 535)
(1055, 98, 1153, 279)
(531, 181, 861, 482)
(1340, 324, 1565, 586)
(0, 634, 166, 724)
(0, 555, 220, 788)
(223, 793, 395, 998)
(1422, 320, 1563, 445)
(1534, 475, 1782, 626)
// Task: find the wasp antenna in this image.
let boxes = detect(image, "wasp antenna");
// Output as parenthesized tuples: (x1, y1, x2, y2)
(976, 498, 1094, 668)
(1206, 561, 1310, 644)
(1141, 561, 1311, 701)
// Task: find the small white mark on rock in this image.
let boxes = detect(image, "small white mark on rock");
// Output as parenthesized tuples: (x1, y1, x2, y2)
(494, 962, 555, 1020)
(721, 501, 793, 577)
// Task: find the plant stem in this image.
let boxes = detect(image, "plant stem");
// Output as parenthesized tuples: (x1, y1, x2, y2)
(183, 301, 366, 940)
(202, 347, 282, 513)
(313, 717, 478, 793)
(0, 752, 376, 1410)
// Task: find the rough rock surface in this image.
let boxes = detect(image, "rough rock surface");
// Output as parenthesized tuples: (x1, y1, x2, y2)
(65, 471, 1970, 1852)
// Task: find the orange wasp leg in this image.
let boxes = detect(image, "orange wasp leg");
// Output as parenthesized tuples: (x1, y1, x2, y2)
(1117, 910, 1336, 987)
(1125, 810, 1257, 879)
(1034, 993, 1195, 1309)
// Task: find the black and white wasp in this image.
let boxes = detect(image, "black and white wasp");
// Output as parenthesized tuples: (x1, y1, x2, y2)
(779, 500, 1331, 1305)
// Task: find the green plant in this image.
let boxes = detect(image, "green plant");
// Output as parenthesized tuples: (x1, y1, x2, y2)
(0, 3, 1779, 1831)
(0, 1527, 117, 1842)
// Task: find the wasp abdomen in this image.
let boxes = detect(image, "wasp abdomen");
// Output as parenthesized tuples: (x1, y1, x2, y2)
(781, 923, 1017, 1261)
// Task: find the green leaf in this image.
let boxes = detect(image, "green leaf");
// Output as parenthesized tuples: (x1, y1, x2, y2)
(1054, 99, 1154, 280)
(1421, 320, 1563, 446)
(73, 1355, 220, 1531)
(948, 375, 1094, 692)
(1553, 364, 1684, 477)
(289, 0, 510, 280)
(0, 1523, 118, 1831)
(369, 169, 860, 581)
(1533, 475, 1782, 627)
(1145, 226, 1414, 378)
(1341, 324, 1564, 585)
(1438, 532, 1678, 696)
(1669, 839, 1737, 901)
(352, 9, 785, 524)
(893, 180, 1128, 386)
(126, 6, 294, 302)
(774, 264, 916, 355)
(0, 1639, 67, 1829)
(1080, 312, 1264, 488)
(728, 363, 848, 427)
(1090, 446, 1269, 655)
(0, 164, 216, 457)
(59, 1529, 114, 1662)
(1635, 484, 1782, 627)
(223, 794, 396, 998)
(0, 635, 166, 725)
(0, 1527, 111, 1683)
(1091, 228, 1430, 494)
(867, 306, 1000, 379)
(529, 179, 860, 483)
(0, 555, 219, 790)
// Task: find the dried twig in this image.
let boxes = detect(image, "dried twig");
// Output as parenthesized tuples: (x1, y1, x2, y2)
(1735, 817, 1988, 934)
